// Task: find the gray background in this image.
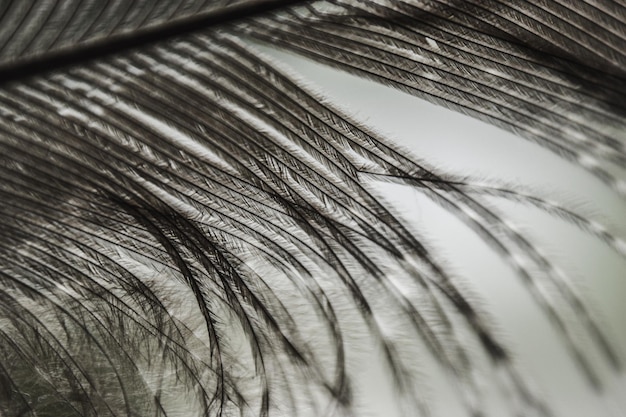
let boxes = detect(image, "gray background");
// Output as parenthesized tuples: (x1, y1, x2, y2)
(257, 44, 626, 417)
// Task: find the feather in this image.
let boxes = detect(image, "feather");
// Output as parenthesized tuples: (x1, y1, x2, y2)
(0, 1, 624, 416)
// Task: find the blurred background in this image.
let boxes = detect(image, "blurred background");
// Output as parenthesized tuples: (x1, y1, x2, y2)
(257, 44, 626, 417)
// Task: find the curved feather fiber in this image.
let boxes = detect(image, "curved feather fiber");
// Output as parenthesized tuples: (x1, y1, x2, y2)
(0, 0, 298, 71)
(238, 0, 626, 195)
(0, 1, 624, 416)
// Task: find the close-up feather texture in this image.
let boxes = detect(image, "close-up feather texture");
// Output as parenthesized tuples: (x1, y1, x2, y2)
(0, 1, 624, 416)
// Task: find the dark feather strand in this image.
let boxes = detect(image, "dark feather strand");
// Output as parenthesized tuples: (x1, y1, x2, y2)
(0, 1, 624, 417)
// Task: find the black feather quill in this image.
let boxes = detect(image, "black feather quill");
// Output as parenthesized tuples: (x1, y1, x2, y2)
(0, 1, 624, 416)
